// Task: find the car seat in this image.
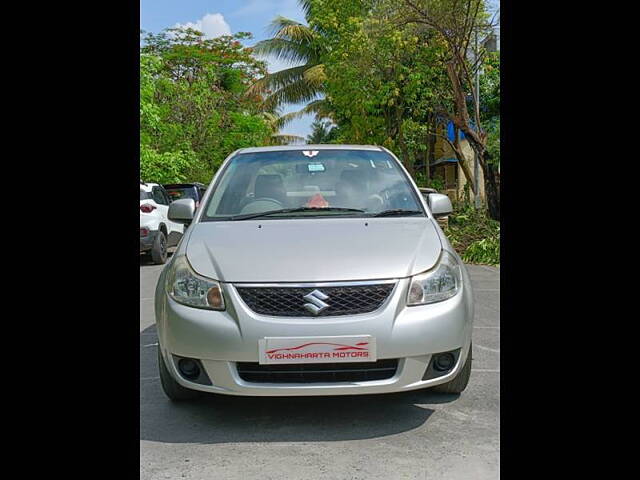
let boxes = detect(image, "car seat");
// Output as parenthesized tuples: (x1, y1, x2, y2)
(334, 170, 368, 208)
(254, 174, 286, 203)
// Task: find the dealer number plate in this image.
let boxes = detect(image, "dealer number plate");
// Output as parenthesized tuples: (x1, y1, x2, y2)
(258, 335, 377, 365)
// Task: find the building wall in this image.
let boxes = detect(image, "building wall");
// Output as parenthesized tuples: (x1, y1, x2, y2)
(454, 139, 485, 203)
(433, 129, 486, 203)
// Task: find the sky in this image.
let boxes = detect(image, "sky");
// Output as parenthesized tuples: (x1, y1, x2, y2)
(140, 0, 313, 140)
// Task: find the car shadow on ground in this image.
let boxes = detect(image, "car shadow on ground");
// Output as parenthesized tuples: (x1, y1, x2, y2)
(140, 324, 459, 445)
(139, 255, 154, 267)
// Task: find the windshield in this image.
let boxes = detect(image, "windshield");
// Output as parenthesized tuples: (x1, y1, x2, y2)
(140, 189, 152, 201)
(165, 186, 198, 201)
(202, 149, 423, 221)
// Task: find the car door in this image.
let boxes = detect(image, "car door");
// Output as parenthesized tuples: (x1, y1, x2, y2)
(198, 186, 207, 208)
(150, 186, 169, 222)
(154, 186, 184, 243)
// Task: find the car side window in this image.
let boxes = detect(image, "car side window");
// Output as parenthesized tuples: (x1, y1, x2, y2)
(161, 188, 172, 205)
(152, 187, 168, 205)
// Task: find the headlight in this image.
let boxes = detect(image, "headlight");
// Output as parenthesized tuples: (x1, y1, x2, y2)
(407, 250, 462, 305)
(165, 255, 225, 310)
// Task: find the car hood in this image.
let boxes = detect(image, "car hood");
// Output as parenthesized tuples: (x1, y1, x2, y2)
(185, 217, 442, 283)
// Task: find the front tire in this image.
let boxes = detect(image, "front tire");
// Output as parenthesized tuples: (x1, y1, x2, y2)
(432, 343, 472, 394)
(150, 231, 168, 264)
(158, 347, 200, 401)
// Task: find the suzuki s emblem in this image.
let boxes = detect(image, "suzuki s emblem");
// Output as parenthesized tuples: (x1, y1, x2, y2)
(303, 289, 330, 315)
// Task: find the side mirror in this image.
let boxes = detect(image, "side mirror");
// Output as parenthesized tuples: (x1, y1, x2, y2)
(419, 187, 437, 206)
(428, 193, 453, 218)
(168, 198, 196, 224)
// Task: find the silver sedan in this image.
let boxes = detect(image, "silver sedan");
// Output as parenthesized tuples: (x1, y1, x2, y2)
(154, 145, 474, 400)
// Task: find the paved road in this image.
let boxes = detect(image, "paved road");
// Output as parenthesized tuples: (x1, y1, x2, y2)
(140, 257, 499, 480)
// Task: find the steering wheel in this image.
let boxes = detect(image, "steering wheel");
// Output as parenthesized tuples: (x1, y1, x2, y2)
(239, 198, 283, 214)
(365, 194, 385, 212)
(378, 185, 413, 209)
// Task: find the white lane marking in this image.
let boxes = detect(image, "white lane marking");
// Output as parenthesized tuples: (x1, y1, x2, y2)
(140, 376, 160, 381)
(143, 343, 158, 348)
(475, 344, 500, 353)
(140, 297, 154, 301)
(472, 369, 500, 373)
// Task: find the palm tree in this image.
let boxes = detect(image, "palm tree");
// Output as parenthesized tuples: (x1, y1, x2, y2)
(306, 119, 337, 144)
(247, 5, 332, 129)
(261, 111, 305, 145)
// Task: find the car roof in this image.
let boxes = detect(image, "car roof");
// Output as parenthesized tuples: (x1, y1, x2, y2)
(235, 144, 385, 154)
(140, 182, 160, 192)
(163, 183, 206, 188)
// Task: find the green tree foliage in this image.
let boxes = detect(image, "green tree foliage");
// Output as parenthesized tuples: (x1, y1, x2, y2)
(395, 0, 500, 219)
(248, 15, 333, 127)
(480, 51, 500, 168)
(307, 0, 449, 173)
(299, 0, 500, 218)
(140, 145, 198, 184)
(445, 203, 500, 265)
(140, 28, 274, 184)
(306, 119, 338, 143)
(485, 117, 499, 168)
(250, 17, 325, 108)
(480, 51, 500, 123)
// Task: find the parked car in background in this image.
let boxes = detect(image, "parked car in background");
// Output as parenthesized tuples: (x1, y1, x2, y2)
(154, 145, 474, 401)
(140, 182, 184, 264)
(163, 183, 208, 209)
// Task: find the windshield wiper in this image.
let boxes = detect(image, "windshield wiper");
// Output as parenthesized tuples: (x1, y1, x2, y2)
(229, 207, 366, 221)
(372, 209, 424, 217)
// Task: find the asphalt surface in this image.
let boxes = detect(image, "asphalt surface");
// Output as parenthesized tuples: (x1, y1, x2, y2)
(140, 255, 500, 480)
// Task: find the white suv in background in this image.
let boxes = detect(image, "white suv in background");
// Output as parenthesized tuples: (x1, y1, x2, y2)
(140, 182, 184, 264)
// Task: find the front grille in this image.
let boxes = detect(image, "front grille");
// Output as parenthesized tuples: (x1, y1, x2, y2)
(235, 283, 395, 317)
(236, 359, 399, 383)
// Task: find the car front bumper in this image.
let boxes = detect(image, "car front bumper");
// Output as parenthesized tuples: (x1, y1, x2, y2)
(155, 275, 474, 396)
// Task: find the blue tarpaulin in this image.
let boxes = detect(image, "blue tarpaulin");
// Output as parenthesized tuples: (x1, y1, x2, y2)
(447, 121, 461, 141)
(431, 157, 458, 167)
(446, 120, 477, 141)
